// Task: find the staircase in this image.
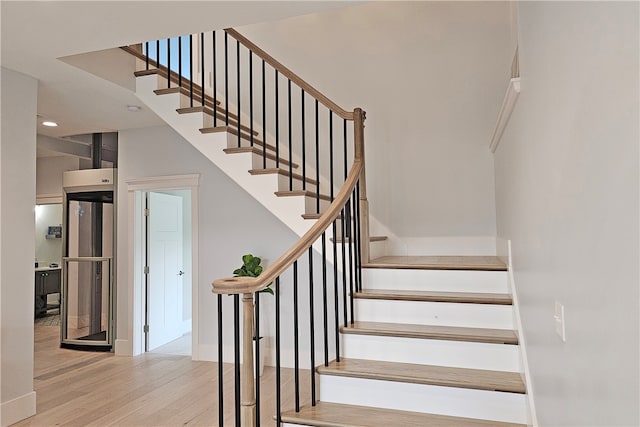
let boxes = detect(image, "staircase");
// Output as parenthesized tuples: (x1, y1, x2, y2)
(122, 29, 531, 427)
(280, 256, 529, 426)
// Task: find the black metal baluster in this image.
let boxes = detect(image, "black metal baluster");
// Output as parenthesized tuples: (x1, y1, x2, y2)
(212, 31, 216, 126)
(347, 197, 354, 325)
(288, 79, 293, 191)
(236, 39, 241, 147)
(217, 294, 223, 427)
(341, 119, 348, 326)
(329, 111, 334, 201)
(275, 70, 279, 168)
(293, 261, 300, 412)
(166, 38, 171, 88)
(275, 277, 282, 424)
(145, 41, 149, 70)
(341, 207, 348, 326)
(315, 100, 320, 214)
(308, 247, 316, 405)
(224, 31, 229, 126)
(178, 36, 182, 88)
(156, 39, 160, 69)
(189, 35, 194, 108)
(355, 182, 363, 291)
(249, 50, 254, 147)
(333, 218, 340, 362)
(255, 291, 261, 426)
(321, 232, 328, 366)
(301, 90, 306, 191)
(262, 60, 266, 169)
(201, 33, 205, 107)
(233, 294, 240, 427)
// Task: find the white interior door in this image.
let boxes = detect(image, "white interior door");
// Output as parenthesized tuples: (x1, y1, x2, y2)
(148, 192, 183, 351)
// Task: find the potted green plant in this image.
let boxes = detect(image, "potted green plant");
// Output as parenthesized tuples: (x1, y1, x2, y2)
(233, 254, 271, 376)
(233, 254, 274, 295)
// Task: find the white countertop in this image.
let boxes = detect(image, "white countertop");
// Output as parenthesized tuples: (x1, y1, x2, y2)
(35, 266, 61, 272)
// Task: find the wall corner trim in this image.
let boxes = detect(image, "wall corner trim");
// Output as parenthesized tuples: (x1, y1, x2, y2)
(489, 77, 521, 153)
(0, 391, 36, 427)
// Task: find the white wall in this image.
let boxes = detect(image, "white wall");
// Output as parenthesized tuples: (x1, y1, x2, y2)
(36, 155, 80, 198)
(117, 125, 341, 363)
(237, 2, 514, 251)
(0, 67, 37, 426)
(494, 3, 639, 426)
(118, 125, 342, 367)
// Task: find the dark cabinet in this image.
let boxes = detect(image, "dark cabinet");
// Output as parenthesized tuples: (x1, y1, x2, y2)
(35, 269, 61, 317)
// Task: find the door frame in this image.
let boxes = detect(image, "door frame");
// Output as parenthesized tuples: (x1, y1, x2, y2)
(124, 174, 200, 358)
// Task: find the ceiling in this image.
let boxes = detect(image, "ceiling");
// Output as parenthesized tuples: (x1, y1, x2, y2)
(1, 1, 353, 147)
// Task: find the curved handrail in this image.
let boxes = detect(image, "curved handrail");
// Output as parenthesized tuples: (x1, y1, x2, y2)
(225, 28, 354, 121)
(213, 158, 362, 295)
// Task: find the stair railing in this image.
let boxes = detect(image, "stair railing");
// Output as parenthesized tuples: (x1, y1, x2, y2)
(123, 28, 370, 426)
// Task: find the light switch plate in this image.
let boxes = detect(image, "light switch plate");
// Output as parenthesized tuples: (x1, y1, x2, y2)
(554, 301, 566, 342)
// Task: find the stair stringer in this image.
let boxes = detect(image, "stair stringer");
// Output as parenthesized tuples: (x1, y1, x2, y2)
(135, 73, 335, 254)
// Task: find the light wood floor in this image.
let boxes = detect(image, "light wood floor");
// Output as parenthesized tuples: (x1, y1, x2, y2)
(17, 324, 311, 426)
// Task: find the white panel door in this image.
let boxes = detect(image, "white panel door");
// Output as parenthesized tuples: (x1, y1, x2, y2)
(148, 192, 183, 351)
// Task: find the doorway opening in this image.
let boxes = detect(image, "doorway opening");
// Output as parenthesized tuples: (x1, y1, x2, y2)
(143, 190, 192, 356)
(126, 174, 199, 359)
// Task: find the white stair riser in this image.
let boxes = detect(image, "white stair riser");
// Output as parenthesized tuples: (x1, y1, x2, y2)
(355, 299, 514, 329)
(362, 268, 508, 293)
(342, 333, 521, 372)
(319, 375, 529, 425)
(278, 174, 318, 192)
(304, 196, 331, 215)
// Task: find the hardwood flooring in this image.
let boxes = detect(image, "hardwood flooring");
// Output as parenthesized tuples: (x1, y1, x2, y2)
(17, 324, 310, 426)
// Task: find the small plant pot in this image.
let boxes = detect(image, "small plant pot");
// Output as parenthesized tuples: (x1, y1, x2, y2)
(254, 336, 265, 377)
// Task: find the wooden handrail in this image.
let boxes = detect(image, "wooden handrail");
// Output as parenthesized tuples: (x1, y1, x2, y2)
(225, 28, 354, 121)
(213, 159, 362, 295)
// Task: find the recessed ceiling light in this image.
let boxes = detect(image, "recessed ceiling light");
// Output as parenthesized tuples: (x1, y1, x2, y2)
(127, 105, 142, 112)
(42, 121, 58, 127)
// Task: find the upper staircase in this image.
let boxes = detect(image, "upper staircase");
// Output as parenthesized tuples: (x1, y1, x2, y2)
(122, 28, 532, 427)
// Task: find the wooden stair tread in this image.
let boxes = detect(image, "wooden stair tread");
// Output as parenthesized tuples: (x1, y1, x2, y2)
(302, 213, 322, 220)
(135, 66, 226, 111)
(281, 402, 526, 427)
(222, 147, 299, 169)
(317, 358, 525, 394)
(202, 125, 279, 154)
(134, 69, 161, 77)
(178, 107, 258, 136)
(275, 190, 332, 202)
(249, 168, 318, 186)
(341, 321, 518, 345)
(332, 235, 387, 243)
(366, 256, 507, 271)
(354, 289, 512, 305)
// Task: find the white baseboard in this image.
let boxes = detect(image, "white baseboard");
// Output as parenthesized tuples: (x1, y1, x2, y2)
(1, 391, 36, 427)
(114, 339, 132, 356)
(507, 240, 538, 427)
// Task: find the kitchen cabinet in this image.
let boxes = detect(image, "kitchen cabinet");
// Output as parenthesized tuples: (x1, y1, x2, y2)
(35, 268, 61, 317)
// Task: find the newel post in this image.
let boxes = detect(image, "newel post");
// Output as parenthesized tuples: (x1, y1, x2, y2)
(354, 108, 370, 263)
(241, 292, 256, 426)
